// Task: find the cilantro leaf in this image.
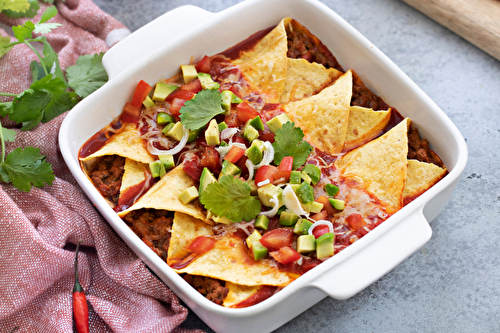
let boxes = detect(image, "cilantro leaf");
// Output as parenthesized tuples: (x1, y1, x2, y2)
(0, 147, 54, 192)
(12, 21, 35, 42)
(30, 37, 67, 84)
(2, 0, 39, 18)
(179, 89, 225, 130)
(199, 175, 262, 223)
(35, 7, 61, 34)
(0, 36, 13, 58)
(1, 127, 17, 142)
(67, 53, 108, 98)
(39, 5, 57, 23)
(272, 121, 313, 169)
(0, 0, 30, 13)
(0, 102, 13, 117)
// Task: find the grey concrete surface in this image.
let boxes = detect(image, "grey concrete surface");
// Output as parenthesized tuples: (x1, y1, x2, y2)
(92, 0, 500, 332)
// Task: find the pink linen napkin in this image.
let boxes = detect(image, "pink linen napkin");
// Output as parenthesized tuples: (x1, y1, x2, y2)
(0, 1, 204, 332)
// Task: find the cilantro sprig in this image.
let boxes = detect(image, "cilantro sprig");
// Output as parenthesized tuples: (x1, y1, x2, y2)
(179, 89, 225, 130)
(272, 121, 313, 169)
(199, 175, 262, 223)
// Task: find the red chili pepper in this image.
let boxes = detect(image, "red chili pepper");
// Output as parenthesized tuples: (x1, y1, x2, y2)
(73, 240, 89, 333)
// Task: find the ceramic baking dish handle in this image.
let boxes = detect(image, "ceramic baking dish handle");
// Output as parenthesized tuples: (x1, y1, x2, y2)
(102, 5, 214, 80)
(309, 208, 432, 300)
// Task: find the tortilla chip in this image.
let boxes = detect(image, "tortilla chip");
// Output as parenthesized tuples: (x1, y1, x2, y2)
(335, 118, 411, 213)
(119, 158, 149, 194)
(403, 160, 447, 205)
(169, 213, 291, 287)
(344, 106, 391, 151)
(232, 18, 289, 102)
(223, 283, 263, 308)
(284, 70, 352, 154)
(280, 58, 343, 104)
(117, 165, 206, 221)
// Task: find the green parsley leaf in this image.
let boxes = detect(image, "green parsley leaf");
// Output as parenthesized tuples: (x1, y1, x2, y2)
(0, 0, 30, 13)
(67, 53, 108, 98)
(0, 36, 13, 58)
(272, 121, 313, 169)
(179, 89, 225, 130)
(2, 0, 39, 18)
(199, 175, 262, 223)
(0, 147, 54, 192)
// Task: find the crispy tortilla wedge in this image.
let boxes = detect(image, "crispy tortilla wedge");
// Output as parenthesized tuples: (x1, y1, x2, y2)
(344, 106, 391, 151)
(403, 159, 447, 205)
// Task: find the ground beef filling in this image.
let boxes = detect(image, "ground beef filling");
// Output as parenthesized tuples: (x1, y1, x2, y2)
(90, 155, 125, 205)
(287, 29, 343, 71)
(123, 209, 173, 262)
(351, 73, 390, 110)
(183, 275, 229, 305)
(408, 127, 445, 168)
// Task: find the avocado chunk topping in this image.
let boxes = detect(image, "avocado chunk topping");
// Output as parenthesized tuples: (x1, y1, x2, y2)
(162, 122, 175, 135)
(289, 170, 301, 184)
(279, 211, 299, 226)
(252, 241, 268, 261)
(205, 119, 220, 146)
(257, 183, 284, 207)
(246, 230, 262, 249)
(325, 183, 340, 197)
(246, 145, 263, 165)
(153, 83, 177, 102)
(199, 167, 217, 197)
(243, 124, 259, 143)
(166, 121, 184, 141)
(159, 154, 175, 170)
(149, 161, 166, 178)
(301, 170, 312, 184)
(187, 127, 202, 143)
(179, 186, 199, 204)
(157, 112, 175, 125)
(218, 121, 228, 132)
(296, 182, 314, 205)
(266, 114, 291, 133)
(302, 164, 321, 185)
(249, 116, 264, 131)
(329, 198, 345, 211)
(254, 215, 269, 230)
(247, 179, 258, 195)
(143, 95, 155, 108)
(316, 232, 335, 259)
(219, 160, 241, 179)
(293, 218, 314, 235)
(297, 235, 316, 253)
(310, 201, 324, 214)
(198, 72, 220, 90)
(181, 65, 197, 84)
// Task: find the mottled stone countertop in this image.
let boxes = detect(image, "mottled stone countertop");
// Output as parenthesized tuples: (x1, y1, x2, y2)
(93, 0, 500, 332)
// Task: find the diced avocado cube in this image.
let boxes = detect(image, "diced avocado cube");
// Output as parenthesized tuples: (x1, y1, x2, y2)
(167, 121, 184, 141)
(149, 161, 166, 178)
(302, 164, 321, 185)
(289, 170, 301, 184)
(325, 183, 340, 197)
(297, 235, 316, 253)
(266, 113, 291, 133)
(158, 154, 175, 170)
(246, 145, 263, 165)
(198, 72, 220, 90)
(231, 93, 243, 104)
(290, 184, 301, 193)
(218, 121, 228, 132)
(153, 83, 177, 102)
(301, 203, 311, 214)
(161, 122, 175, 135)
(251, 139, 265, 151)
(310, 201, 324, 214)
(187, 127, 201, 143)
(181, 65, 197, 84)
(293, 219, 314, 235)
(179, 186, 199, 204)
(157, 112, 175, 125)
(205, 119, 220, 146)
(219, 160, 241, 179)
(252, 241, 268, 261)
(296, 182, 314, 205)
(301, 171, 312, 184)
(254, 215, 269, 230)
(249, 116, 264, 131)
(246, 230, 262, 249)
(257, 184, 284, 207)
(277, 205, 287, 215)
(220, 90, 233, 115)
(329, 198, 345, 211)
(143, 95, 155, 108)
(244, 125, 259, 143)
(199, 167, 217, 197)
(220, 141, 228, 147)
(247, 180, 258, 195)
(279, 211, 299, 226)
(208, 211, 233, 224)
(316, 232, 335, 259)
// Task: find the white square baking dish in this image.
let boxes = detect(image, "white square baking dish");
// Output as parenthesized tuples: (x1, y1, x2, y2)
(59, 0, 468, 332)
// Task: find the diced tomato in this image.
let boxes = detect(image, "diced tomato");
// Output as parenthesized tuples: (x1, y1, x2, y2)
(310, 210, 328, 221)
(166, 89, 194, 103)
(258, 130, 275, 143)
(224, 108, 242, 128)
(311, 224, 330, 239)
(301, 258, 322, 274)
(345, 213, 366, 230)
(196, 55, 212, 73)
(254, 165, 278, 186)
(315, 195, 336, 216)
(224, 146, 245, 164)
(169, 98, 187, 115)
(183, 155, 203, 180)
(200, 146, 221, 174)
(232, 135, 246, 144)
(259, 228, 294, 252)
(130, 80, 152, 108)
(270, 246, 301, 264)
(185, 236, 216, 254)
(236, 103, 259, 123)
(121, 102, 141, 123)
(275, 156, 293, 180)
(180, 78, 202, 93)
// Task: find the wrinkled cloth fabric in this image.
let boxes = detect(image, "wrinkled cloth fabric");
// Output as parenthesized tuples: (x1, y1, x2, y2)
(0, 1, 202, 333)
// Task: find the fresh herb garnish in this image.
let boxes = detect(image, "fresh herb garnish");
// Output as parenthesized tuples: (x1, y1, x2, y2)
(179, 89, 225, 130)
(66, 53, 108, 98)
(199, 175, 262, 223)
(272, 121, 313, 169)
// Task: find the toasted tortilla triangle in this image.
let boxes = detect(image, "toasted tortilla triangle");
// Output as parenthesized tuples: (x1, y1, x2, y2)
(280, 58, 343, 104)
(117, 165, 206, 221)
(168, 213, 292, 287)
(284, 70, 353, 154)
(344, 106, 391, 151)
(403, 160, 447, 205)
(119, 158, 149, 194)
(335, 118, 411, 213)
(232, 18, 289, 102)
(223, 283, 262, 308)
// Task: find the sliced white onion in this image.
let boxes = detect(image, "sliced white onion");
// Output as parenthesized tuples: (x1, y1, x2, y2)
(147, 126, 189, 156)
(254, 141, 274, 168)
(246, 159, 254, 182)
(283, 184, 307, 216)
(308, 220, 334, 236)
(257, 179, 270, 187)
(259, 195, 280, 218)
(220, 127, 239, 140)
